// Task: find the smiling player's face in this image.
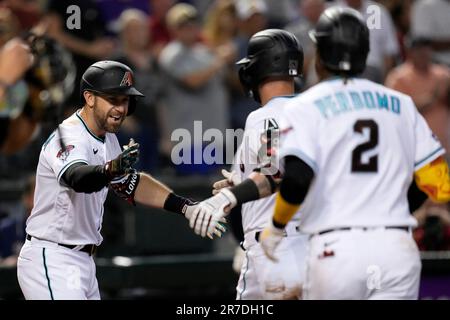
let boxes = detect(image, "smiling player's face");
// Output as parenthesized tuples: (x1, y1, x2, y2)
(93, 94, 129, 134)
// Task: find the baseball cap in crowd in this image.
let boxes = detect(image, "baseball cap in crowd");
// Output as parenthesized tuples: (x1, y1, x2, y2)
(235, 0, 267, 20)
(166, 3, 198, 29)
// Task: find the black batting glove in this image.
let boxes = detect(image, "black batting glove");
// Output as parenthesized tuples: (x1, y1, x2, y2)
(104, 138, 139, 179)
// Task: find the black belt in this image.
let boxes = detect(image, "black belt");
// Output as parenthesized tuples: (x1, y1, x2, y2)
(26, 234, 98, 256)
(254, 230, 284, 242)
(316, 226, 410, 236)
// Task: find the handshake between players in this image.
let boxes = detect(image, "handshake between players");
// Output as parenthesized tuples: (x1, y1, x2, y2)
(116, 138, 227, 240)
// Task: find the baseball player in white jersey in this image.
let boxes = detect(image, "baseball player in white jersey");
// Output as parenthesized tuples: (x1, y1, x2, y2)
(17, 61, 224, 300)
(258, 7, 450, 299)
(197, 29, 309, 300)
(188, 7, 450, 300)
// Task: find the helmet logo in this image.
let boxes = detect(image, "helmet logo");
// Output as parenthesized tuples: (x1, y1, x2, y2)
(288, 60, 298, 75)
(120, 71, 133, 87)
(339, 61, 351, 71)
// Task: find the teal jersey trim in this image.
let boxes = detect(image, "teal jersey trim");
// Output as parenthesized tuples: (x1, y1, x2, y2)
(42, 248, 54, 300)
(43, 132, 56, 151)
(415, 147, 444, 169)
(57, 159, 89, 182)
(75, 111, 105, 143)
(238, 250, 250, 300)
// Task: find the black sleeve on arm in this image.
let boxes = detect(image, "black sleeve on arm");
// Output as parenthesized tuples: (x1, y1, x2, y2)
(229, 178, 261, 205)
(61, 163, 109, 193)
(229, 205, 244, 243)
(279, 156, 314, 205)
(0, 117, 10, 148)
(407, 178, 428, 213)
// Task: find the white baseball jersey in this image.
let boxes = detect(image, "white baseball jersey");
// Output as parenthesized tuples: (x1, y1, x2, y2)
(279, 77, 445, 234)
(26, 110, 122, 246)
(234, 95, 308, 300)
(235, 95, 302, 234)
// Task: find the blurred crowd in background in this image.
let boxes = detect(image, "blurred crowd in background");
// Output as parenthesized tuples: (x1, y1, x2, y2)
(0, 0, 449, 266)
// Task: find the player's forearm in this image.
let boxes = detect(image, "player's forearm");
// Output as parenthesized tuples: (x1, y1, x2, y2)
(226, 173, 276, 207)
(272, 193, 301, 227)
(135, 173, 172, 208)
(135, 173, 196, 214)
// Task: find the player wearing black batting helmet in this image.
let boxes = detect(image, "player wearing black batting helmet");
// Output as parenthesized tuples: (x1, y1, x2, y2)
(189, 29, 309, 300)
(237, 29, 304, 103)
(80, 60, 144, 116)
(309, 6, 370, 76)
(17, 59, 225, 300)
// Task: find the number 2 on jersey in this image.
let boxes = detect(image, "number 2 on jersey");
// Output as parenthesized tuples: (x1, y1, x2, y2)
(351, 119, 378, 173)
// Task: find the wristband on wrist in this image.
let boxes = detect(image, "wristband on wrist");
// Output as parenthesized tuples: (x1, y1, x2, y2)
(229, 178, 260, 206)
(164, 192, 195, 215)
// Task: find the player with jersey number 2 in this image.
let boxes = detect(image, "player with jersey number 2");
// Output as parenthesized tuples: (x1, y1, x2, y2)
(258, 7, 450, 299)
(17, 60, 225, 300)
(189, 7, 450, 299)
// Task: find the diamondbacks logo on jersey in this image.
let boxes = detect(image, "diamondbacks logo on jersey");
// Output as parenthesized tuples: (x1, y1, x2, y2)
(260, 118, 280, 156)
(56, 145, 75, 162)
(120, 71, 133, 87)
(239, 147, 245, 173)
(257, 118, 281, 176)
(264, 118, 279, 131)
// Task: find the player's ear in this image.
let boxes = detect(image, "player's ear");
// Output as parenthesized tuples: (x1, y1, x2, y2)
(83, 90, 95, 108)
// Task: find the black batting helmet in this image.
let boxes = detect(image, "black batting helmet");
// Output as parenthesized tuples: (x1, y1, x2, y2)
(309, 7, 370, 76)
(80, 60, 144, 116)
(237, 29, 303, 104)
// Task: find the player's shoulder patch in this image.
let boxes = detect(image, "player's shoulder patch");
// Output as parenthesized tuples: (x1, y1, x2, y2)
(56, 145, 75, 162)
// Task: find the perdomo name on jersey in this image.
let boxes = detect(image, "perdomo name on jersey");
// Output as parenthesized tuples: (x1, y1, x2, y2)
(314, 90, 401, 119)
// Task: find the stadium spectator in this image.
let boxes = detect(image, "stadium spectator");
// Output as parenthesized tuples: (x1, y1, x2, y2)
(385, 37, 450, 154)
(0, 175, 34, 266)
(159, 3, 232, 174)
(230, 0, 268, 130)
(42, 0, 115, 112)
(114, 9, 166, 171)
(411, 0, 450, 67)
(285, 0, 325, 88)
(148, 0, 175, 57)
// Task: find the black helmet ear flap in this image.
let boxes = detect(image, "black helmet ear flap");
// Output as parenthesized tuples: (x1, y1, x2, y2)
(238, 66, 252, 96)
(127, 97, 137, 116)
(238, 65, 261, 103)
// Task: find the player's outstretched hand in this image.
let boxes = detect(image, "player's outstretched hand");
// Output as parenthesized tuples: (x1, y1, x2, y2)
(189, 189, 237, 238)
(212, 169, 241, 195)
(104, 138, 139, 178)
(260, 220, 285, 262)
(184, 202, 227, 239)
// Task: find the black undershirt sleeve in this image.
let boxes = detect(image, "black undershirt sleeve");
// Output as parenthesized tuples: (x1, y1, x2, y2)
(407, 178, 428, 213)
(0, 118, 10, 148)
(61, 162, 109, 193)
(279, 155, 314, 205)
(229, 205, 244, 243)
